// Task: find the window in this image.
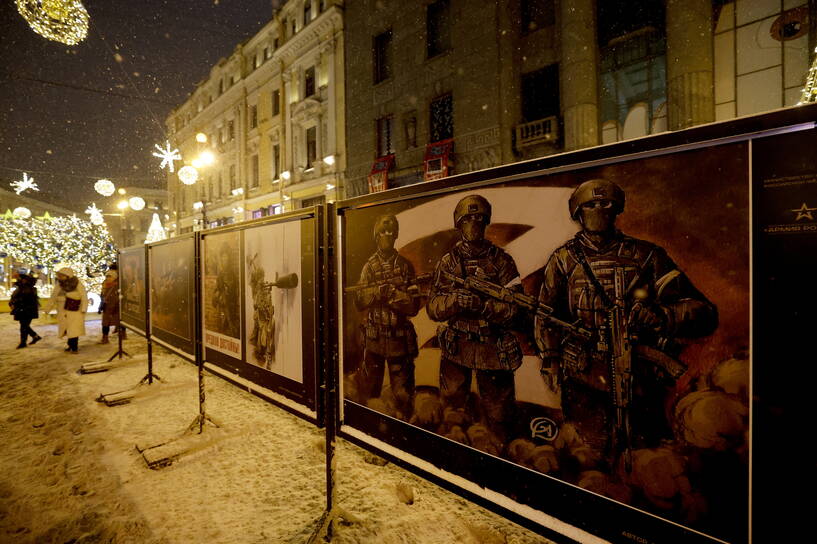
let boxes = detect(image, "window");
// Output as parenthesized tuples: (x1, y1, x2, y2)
(426, 0, 451, 58)
(272, 89, 280, 116)
(304, 66, 316, 98)
(319, 0, 326, 13)
(220, 126, 227, 144)
(208, 178, 214, 201)
(249, 105, 258, 129)
(521, 0, 555, 33)
(301, 195, 326, 208)
(228, 120, 235, 140)
(376, 116, 395, 156)
(430, 94, 453, 142)
(229, 164, 236, 189)
(306, 126, 317, 168)
(218, 79, 224, 94)
(217, 173, 223, 199)
(373, 30, 393, 84)
(253, 53, 260, 69)
(521, 64, 560, 122)
(273, 38, 280, 49)
(250, 154, 259, 188)
(272, 144, 281, 179)
(291, 19, 296, 36)
(304, 1, 312, 26)
(264, 46, 271, 60)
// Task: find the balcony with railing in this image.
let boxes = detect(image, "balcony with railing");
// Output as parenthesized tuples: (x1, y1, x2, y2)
(514, 115, 559, 150)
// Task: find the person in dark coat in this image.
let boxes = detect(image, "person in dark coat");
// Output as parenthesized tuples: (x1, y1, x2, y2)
(98, 269, 120, 344)
(9, 273, 42, 349)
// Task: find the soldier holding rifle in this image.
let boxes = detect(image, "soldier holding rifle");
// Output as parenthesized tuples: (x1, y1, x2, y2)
(427, 195, 522, 446)
(534, 179, 718, 471)
(352, 215, 422, 420)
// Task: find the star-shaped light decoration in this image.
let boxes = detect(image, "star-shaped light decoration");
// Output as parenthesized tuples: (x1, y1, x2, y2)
(10, 172, 39, 195)
(152, 141, 182, 173)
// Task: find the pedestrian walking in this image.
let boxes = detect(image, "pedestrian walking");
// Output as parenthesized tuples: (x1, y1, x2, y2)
(48, 267, 88, 354)
(98, 268, 120, 344)
(9, 272, 42, 349)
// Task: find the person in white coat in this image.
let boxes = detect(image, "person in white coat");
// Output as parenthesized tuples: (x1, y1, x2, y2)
(48, 267, 88, 353)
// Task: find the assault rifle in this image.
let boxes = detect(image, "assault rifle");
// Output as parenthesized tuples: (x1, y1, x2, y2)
(263, 272, 299, 290)
(344, 272, 433, 298)
(439, 270, 592, 342)
(610, 268, 633, 473)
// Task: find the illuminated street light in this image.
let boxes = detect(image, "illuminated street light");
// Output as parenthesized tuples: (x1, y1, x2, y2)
(192, 201, 204, 210)
(117, 200, 130, 210)
(199, 150, 215, 166)
(117, 188, 127, 195)
(195, 132, 208, 143)
(323, 155, 335, 166)
(326, 183, 335, 190)
(281, 170, 291, 180)
(231, 187, 244, 196)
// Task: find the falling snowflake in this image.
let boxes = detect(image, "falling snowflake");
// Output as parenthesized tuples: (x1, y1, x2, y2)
(152, 141, 182, 173)
(10, 172, 39, 195)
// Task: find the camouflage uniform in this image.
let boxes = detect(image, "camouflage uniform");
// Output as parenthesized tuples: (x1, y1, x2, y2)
(535, 180, 718, 461)
(355, 217, 420, 419)
(427, 195, 522, 440)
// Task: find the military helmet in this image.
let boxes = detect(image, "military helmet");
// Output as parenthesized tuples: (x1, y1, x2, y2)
(453, 195, 492, 227)
(568, 179, 625, 219)
(373, 214, 399, 239)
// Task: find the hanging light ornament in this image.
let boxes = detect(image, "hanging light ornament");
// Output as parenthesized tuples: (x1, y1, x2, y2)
(178, 165, 199, 185)
(16, 0, 90, 46)
(128, 196, 146, 210)
(12, 207, 32, 219)
(94, 178, 115, 196)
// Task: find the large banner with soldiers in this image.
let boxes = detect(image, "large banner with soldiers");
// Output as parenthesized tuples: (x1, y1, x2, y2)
(149, 236, 195, 357)
(118, 246, 146, 333)
(203, 231, 242, 363)
(340, 142, 750, 543)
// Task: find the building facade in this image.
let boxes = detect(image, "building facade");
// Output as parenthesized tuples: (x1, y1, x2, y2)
(166, 0, 345, 234)
(344, 0, 815, 197)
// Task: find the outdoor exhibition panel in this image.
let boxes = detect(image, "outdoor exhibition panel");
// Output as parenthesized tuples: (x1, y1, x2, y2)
(201, 208, 322, 423)
(118, 244, 147, 336)
(335, 105, 817, 544)
(147, 234, 196, 359)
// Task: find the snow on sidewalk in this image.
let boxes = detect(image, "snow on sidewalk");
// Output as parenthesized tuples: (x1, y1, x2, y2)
(0, 314, 554, 543)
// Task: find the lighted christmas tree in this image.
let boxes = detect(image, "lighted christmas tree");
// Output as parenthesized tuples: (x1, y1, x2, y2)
(145, 212, 167, 243)
(0, 213, 117, 293)
(799, 47, 817, 104)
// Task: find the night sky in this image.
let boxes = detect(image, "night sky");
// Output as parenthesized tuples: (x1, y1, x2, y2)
(0, 0, 273, 212)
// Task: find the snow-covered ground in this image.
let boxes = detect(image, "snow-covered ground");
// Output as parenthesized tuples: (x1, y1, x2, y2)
(0, 313, 554, 544)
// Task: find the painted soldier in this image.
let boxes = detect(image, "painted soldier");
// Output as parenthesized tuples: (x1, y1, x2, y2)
(535, 179, 718, 468)
(427, 195, 522, 443)
(354, 214, 420, 420)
